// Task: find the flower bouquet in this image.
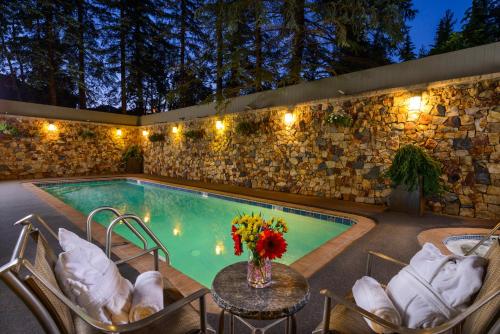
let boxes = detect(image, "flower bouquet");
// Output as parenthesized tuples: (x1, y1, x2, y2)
(231, 213, 288, 288)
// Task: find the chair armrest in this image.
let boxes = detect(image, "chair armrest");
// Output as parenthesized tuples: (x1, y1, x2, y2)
(319, 289, 402, 333)
(112, 287, 211, 332)
(365, 251, 408, 277)
(318, 288, 500, 334)
(24, 260, 212, 333)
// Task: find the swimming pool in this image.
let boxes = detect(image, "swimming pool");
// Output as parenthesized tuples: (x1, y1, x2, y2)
(38, 178, 354, 287)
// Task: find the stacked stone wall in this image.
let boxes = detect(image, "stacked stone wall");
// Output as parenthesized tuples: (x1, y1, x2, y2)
(141, 76, 500, 219)
(0, 116, 139, 179)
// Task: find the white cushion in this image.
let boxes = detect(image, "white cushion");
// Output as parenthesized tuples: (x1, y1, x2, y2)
(55, 228, 133, 325)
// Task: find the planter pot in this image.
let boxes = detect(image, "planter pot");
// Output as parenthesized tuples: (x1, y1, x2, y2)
(125, 157, 143, 173)
(388, 179, 424, 216)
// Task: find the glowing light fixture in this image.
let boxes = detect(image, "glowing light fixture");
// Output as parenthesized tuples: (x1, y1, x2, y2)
(172, 126, 179, 134)
(47, 123, 57, 132)
(116, 128, 122, 136)
(284, 112, 294, 125)
(215, 242, 224, 255)
(143, 214, 150, 223)
(173, 227, 181, 236)
(407, 95, 422, 121)
(142, 130, 149, 137)
(215, 120, 224, 130)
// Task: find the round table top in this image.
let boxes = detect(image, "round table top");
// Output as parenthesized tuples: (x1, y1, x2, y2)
(211, 262, 310, 320)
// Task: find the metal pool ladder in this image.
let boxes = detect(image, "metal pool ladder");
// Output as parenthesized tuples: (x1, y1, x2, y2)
(86, 206, 170, 269)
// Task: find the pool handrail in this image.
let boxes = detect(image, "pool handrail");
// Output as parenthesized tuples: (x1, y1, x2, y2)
(105, 213, 171, 266)
(465, 222, 500, 256)
(86, 206, 148, 250)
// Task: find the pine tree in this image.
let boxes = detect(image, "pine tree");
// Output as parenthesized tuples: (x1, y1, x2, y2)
(168, 0, 211, 109)
(399, 27, 416, 61)
(428, 9, 459, 56)
(461, 0, 499, 47)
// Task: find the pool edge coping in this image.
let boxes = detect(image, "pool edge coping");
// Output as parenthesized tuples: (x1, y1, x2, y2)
(22, 175, 375, 311)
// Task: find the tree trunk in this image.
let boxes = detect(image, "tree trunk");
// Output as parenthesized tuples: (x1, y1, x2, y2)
(120, 0, 127, 114)
(11, 27, 25, 83)
(77, 0, 87, 108)
(179, 0, 187, 106)
(180, 0, 186, 79)
(215, 0, 224, 102)
(44, 3, 58, 105)
(134, 22, 144, 114)
(254, 0, 262, 92)
(289, 0, 305, 84)
(0, 27, 21, 100)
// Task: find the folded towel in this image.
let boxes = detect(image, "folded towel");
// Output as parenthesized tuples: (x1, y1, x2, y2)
(352, 276, 402, 333)
(386, 243, 487, 329)
(55, 228, 133, 325)
(129, 271, 164, 322)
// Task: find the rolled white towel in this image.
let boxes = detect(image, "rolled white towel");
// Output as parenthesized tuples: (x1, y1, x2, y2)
(352, 276, 402, 334)
(129, 271, 164, 322)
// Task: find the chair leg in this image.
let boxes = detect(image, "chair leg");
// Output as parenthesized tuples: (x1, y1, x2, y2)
(322, 296, 331, 334)
(199, 295, 207, 333)
(218, 309, 225, 334)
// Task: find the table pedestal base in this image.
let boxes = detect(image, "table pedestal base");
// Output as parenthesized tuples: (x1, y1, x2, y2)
(218, 310, 296, 334)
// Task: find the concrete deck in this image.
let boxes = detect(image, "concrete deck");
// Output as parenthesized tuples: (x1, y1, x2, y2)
(0, 175, 495, 333)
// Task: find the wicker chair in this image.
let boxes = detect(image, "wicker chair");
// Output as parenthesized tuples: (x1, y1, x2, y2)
(0, 214, 214, 334)
(313, 241, 499, 334)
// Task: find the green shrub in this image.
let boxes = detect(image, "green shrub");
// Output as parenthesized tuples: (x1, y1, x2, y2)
(78, 129, 96, 139)
(235, 120, 260, 136)
(122, 145, 142, 162)
(184, 129, 204, 140)
(148, 133, 165, 142)
(326, 113, 353, 127)
(386, 144, 444, 196)
(0, 122, 20, 136)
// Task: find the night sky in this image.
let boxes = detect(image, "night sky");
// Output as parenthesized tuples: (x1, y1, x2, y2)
(410, 0, 471, 52)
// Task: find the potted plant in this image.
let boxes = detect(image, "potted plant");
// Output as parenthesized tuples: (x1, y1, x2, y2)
(184, 129, 204, 140)
(122, 145, 143, 173)
(0, 122, 20, 138)
(148, 133, 165, 142)
(386, 144, 444, 216)
(231, 214, 288, 288)
(235, 120, 260, 136)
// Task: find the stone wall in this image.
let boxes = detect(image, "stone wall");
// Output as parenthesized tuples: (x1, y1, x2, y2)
(0, 115, 139, 179)
(142, 75, 500, 219)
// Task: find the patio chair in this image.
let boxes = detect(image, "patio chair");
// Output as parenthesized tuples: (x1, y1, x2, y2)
(0, 213, 214, 334)
(313, 240, 499, 334)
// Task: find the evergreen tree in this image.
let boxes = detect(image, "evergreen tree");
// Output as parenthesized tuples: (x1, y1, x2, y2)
(461, 0, 499, 47)
(430, 9, 456, 55)
(399, 27, 416, 61)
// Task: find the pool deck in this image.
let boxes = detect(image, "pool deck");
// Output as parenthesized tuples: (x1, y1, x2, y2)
(0, 174, 496, 333)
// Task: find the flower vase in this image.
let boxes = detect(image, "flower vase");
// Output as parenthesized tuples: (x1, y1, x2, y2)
(247, 255, 272, 288)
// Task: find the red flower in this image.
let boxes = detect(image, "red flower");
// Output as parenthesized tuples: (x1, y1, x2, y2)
(256, 229, 287, 260)
(231, 225, 243, 256)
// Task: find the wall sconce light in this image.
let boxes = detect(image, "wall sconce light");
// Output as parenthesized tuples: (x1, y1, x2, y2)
(47, 123, 57, 132)
(172, 126, 179, 134)
(215, 120, 224, 131)
(143, 213, 150, 223)
(173, 227, 181, 236)
(284, 112, 294, 125)
(142, 130, 149, 137)
(407, 95, 422, 121)
(116, 128, 122, 136)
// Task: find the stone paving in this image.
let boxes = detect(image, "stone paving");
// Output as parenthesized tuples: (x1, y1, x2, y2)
(0, 176, 494, 333)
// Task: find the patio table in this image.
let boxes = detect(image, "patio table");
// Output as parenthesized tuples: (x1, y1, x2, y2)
(211, 261, 310, 334)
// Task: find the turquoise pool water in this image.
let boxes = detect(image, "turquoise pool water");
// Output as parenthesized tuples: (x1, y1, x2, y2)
(39, 179, 352, 287)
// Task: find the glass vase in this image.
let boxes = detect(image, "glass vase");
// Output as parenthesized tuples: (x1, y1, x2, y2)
(247, 255, 272, 288)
